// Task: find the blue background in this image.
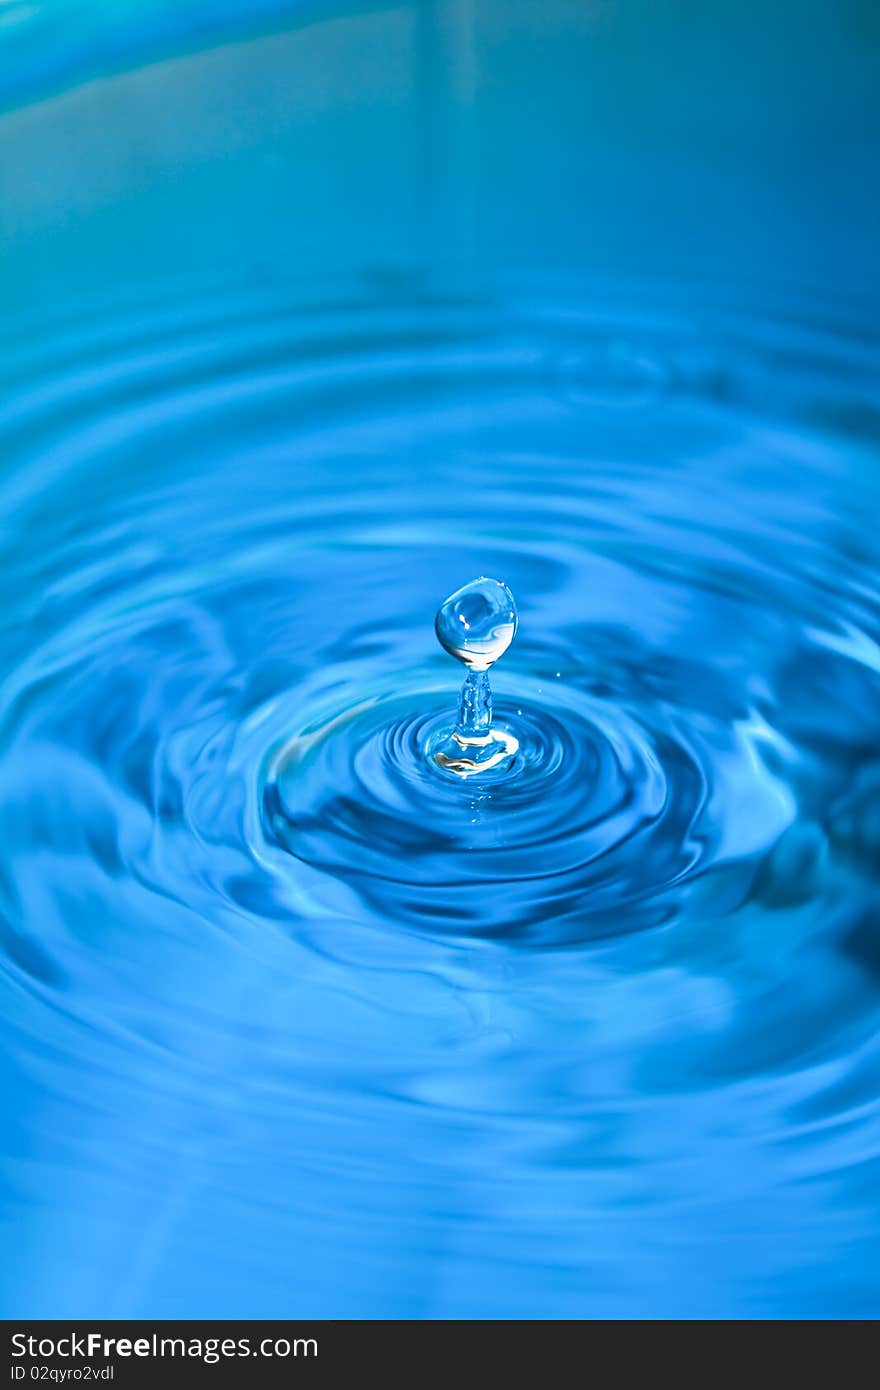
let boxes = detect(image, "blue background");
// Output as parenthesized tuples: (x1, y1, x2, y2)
(1, 2, 879, 1320)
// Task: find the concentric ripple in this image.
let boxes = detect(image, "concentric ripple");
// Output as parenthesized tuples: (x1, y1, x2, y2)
(263, 672, 715, 942)
(1, 274, 878, 954)
(2, 271, 880, 1316)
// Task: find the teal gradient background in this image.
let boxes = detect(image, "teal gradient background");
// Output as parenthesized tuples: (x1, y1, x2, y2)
(2, 2, 878, 312)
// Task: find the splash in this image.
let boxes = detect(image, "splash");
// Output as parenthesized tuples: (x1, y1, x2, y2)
(429, 577, 520, 777)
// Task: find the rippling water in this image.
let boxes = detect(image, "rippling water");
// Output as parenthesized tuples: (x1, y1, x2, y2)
(2, 267, 880, 1317)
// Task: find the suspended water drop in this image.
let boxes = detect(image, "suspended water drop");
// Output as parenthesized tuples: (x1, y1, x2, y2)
(434, 575, 517, 670)
(428, 577, 520, 778)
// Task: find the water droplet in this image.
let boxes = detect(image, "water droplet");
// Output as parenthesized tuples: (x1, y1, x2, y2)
(428, 577, 519, 779)
(434, 576, 517, 671)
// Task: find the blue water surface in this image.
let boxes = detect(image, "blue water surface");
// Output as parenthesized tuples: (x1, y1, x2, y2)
(1, 1, 879, 1319)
